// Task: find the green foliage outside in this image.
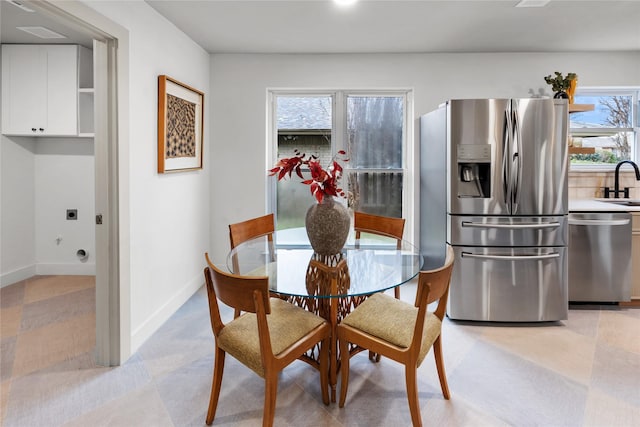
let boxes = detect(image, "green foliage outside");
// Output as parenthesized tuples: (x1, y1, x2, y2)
(570, 151, 621, 164)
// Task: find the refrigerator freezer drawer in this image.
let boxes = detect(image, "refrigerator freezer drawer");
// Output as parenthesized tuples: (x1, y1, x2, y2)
(449, 215, 568, 247)
(448, 246, 568, 321)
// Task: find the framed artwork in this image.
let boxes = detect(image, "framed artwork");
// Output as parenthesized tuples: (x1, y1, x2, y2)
(157, 75, 204, 173)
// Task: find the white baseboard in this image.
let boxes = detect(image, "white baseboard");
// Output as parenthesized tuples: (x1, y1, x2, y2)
(36, 263, 96, 276)
(130, 273, 203, 353)
(1, 263, 97, 288)
(1, 265, 37, 288)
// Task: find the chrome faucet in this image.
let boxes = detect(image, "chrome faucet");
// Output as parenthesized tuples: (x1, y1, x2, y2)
(604, 160, 640, 198)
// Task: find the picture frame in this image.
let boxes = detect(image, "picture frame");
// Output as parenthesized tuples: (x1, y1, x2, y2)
(157, 75, 204, 173)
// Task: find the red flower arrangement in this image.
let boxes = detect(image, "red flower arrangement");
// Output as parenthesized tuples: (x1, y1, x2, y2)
(269, 149, 349, 203)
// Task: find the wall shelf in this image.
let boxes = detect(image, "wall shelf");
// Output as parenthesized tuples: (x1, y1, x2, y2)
(569, 103, 595, 113)
(568, 105, 596, 154)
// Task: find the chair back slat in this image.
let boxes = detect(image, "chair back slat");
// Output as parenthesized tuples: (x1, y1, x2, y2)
(229, 214, 276, 275)
(203, 266, 224, 336)
(229, 213, 275, 248)
(205, 253, 271, 315)
(354, 211, 405, 249)
(354, 211, 406, 299)
(416, 245, 455, 319)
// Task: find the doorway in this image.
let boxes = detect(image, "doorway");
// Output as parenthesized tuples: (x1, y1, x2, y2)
(0, 0, 126, 366)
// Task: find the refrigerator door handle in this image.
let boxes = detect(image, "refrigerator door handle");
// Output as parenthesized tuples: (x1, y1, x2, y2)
(568, 219, 630, 226)
(511, 106, 522, 213)
(462, 221, 562, 229)
(461, 252, 561, 261)
(502, 108, 512, 213)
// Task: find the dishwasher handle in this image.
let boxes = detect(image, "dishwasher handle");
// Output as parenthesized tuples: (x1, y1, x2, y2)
(461, 252, 560, 261)
(568, 218, 630, 226)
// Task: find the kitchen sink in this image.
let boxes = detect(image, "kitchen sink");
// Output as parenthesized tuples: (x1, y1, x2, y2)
(595, 198, 640, 206)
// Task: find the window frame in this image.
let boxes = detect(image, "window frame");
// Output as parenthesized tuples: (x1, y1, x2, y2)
(569, 87, 639, 171)
(267, 89, 414, 241)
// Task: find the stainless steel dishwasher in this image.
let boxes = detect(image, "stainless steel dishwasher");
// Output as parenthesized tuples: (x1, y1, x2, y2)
(568, 212, 632, 302)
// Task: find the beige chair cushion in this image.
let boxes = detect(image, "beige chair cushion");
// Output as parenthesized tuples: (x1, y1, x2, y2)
(341, 293, 442, 365)
(218, 298, 326, 377)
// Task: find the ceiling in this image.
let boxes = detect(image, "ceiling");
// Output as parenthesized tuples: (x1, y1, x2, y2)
(145, 0, 640, 54)
(0, 1, 94, 48)
(1, 1, 639, 54)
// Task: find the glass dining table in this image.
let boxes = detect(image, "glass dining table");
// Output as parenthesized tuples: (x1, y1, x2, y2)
(226, 227, 424, 402)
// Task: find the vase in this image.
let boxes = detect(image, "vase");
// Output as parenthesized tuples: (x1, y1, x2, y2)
(567, 78, 578, 104)
(305, 197, 350, 256)
(553, 91, 569, 99)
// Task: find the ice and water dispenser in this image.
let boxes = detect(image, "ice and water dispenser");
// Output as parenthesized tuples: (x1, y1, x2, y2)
(456, 144, 491, 198)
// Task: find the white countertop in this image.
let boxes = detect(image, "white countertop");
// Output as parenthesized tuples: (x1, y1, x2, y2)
(569, 198, 640, 212)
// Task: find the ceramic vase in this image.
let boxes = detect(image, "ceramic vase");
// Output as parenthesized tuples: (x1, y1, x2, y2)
(305, 196, 350, 255)
(553, 91, 569, 99)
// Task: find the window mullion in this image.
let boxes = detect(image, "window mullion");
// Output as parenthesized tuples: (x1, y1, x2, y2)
(333, 92, 346, 156)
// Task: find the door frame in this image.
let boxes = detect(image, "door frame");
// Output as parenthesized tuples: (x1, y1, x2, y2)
(31, 0, 131, 365)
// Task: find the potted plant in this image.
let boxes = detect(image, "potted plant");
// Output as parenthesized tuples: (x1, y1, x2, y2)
(269, 149, 350, 255)
(269, 149, 348, 203)
(544, 71, 577, 99)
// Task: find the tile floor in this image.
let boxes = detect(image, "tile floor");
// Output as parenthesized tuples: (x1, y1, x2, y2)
(1, 275, 640, 426)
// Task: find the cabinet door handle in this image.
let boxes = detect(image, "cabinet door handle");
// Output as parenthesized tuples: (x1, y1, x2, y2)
(31, 128, 37, 132)
(39, 128, 44, 132)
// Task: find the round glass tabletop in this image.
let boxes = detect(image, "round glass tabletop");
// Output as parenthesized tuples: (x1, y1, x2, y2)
(226, 228, 423, 299)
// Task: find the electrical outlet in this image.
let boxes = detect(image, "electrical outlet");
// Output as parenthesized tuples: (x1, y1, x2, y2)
(66, 209, 78, 220)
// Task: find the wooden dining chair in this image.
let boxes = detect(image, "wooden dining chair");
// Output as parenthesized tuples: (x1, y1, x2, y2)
(336, 245, 455, 427)
(204, 253, 330, 427)
(353, 211, 406, 299)
(228, 213, 275, 317)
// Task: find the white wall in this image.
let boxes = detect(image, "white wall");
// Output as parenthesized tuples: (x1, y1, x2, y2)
(209, 52, 640, 263)
(34, 139, 95, 276)
(1, 136, 94, 285)
(1, 135, 36, 285)
(84, 1, 211, 353)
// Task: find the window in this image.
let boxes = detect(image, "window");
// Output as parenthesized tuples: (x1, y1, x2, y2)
(570, 89, 639, 167)
(274, 95, 333, 229)
(270, 91, 409, 230)
(346, 96, 404, 217)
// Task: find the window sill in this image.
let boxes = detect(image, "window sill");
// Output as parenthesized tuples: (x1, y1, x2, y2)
(571, 166, 640, 173)
(569, 165, 617, 172)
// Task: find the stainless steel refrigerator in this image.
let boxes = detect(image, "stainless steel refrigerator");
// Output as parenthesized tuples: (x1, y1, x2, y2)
(420, 98, 568, 322)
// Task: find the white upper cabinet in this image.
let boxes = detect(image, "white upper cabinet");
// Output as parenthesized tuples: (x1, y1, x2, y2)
(1, 44, 93, 137)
